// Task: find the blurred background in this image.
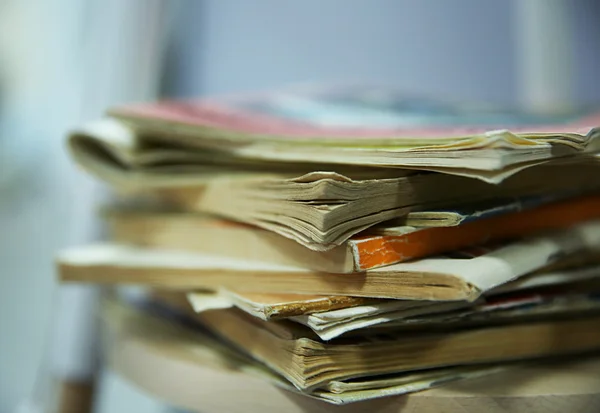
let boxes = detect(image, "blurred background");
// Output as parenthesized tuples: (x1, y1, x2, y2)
(0, 0, 599, 412)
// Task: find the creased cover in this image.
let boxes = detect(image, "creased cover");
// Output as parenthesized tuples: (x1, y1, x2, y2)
(105, 86, 600, 183)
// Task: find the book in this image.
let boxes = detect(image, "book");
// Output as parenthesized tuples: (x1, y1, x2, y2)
(70, 131, 600, 249)
(196, 306, 600, 391)
(292, 290, 600, 340)
(186, 268, 600, 340)
(184, 264, 600, 321)
(107, 194, 600, 272)
(178, 254, 600, 317)
(104, 293, 600, 411)
(78, 86, 600, 183)
(58, 220, 600, 301)
(102, 297, 514, 406)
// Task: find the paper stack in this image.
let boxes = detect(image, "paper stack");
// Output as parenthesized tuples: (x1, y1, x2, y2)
(58, 87, 600, 406)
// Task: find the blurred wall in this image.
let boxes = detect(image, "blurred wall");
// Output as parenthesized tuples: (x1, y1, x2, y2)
(164, 0, 600, 107)
(0, 2, 94, 410)
(0, 1, 166, 411)
(165, 0, 516, 103)
(572, 0, 600, 105)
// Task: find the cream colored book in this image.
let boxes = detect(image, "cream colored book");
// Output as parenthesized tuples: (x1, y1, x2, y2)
(107, 308, 600, 413)
(105, 194, 600, 271)
(196, 306, 600, 390)
(58, 220, 600, 301)
(295, 291, 600, 340)
(70, 117, 600, 251)
(103, 297, 513, 406)
(186, 266, 600, 340)
(104, 297, 600, 412)
(76, 86, 600, 184)
(107, 314, 600, 413)
(185, 263, 600, 321)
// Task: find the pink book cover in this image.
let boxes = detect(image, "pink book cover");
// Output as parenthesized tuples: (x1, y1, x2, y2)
(108, 85, 600, 141)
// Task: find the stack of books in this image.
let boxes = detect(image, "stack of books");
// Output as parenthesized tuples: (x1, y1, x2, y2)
(58, 87, 600, 408)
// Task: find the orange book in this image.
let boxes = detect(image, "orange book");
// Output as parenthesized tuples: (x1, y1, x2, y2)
(105, 195, 600, 273)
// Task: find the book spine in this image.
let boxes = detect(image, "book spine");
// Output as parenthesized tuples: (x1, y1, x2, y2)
(351, 195, 600, 271)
